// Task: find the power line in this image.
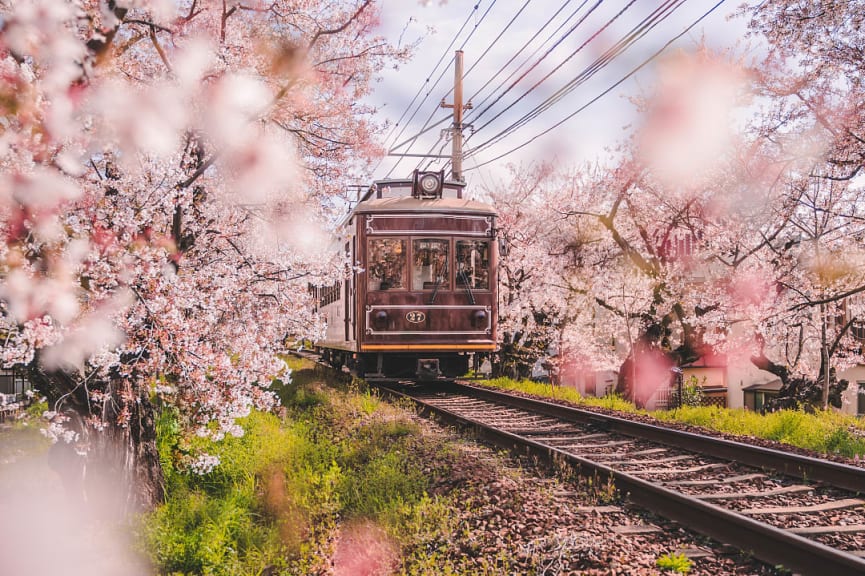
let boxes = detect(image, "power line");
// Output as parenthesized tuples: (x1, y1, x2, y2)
(466, 0, 684, 159)
(401, 0, 536, 178)
(466, 0, 606, 127)
(465, 0, 729, 172)
(379, 4, 479, 153)
(463, 0, 586, 118)
(462, 0, 534, 81)
(385, 0, 502, 178)
(370, 3, 482, 177)
(475, 0, 639, 134)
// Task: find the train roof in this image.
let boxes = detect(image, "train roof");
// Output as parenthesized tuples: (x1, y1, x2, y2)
(352, 196, 497, 216)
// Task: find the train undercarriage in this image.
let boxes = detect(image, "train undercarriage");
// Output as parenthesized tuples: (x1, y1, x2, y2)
(318, 348, 471, 381)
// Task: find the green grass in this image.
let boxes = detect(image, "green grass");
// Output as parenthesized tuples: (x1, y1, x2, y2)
(654, 404, 865, 458)
(143, 357, 475, 575)
(481, 376, 586, 405)
(477, 376, 865, 459)
(478, 376, 639, 413)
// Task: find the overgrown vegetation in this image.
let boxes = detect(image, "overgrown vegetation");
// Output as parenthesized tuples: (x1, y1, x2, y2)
(478, 377, 865, 459)
(0, 399, 50, 465)
(656, 551, 692, 574)
(673, 376, 706, 408)
(654, 404, 865, 458)
(142, 357, 495, 575)
(482, 376, 634, 412)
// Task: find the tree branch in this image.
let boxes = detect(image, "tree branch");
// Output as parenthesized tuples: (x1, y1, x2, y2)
(307, 0, 371, 50)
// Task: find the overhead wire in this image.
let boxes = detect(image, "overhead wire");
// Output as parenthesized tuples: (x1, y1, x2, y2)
(403, 0, 531, 176)
(381, 0, 501, 177)
(465, 0, 606, 128)
(466, 0, 648, 156)
(440, 0, 604, 175)
(443, 0, 625, 174)
(422, 135, 452, 172)
(464, 0, 730, 172)
(464, 0, 689, 161)
(400, 0, 502, 176)
(462, 0, 586, 122)
(370, 2, 481, 177)
(462, 0, 534, 81)
(379, 3, 478, 153)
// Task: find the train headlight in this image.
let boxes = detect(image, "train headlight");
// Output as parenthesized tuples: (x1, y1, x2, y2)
(472, 310, 487, 328)
(415, 171, 443, 199)
(373, 310, 388, 329)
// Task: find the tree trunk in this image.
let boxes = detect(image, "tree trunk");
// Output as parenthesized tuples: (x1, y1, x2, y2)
(750, 347, 848, 411)
(26, 360, 164, 515)
(820, 302, 830, 410)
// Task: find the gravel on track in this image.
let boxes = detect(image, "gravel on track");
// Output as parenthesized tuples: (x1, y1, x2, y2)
(414, 413, 784, 575)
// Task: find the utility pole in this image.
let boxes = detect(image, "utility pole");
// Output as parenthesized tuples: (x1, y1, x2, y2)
(441, 50, 472, 182)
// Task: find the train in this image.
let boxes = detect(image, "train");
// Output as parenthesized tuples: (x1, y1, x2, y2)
(312, 169, 498, 380)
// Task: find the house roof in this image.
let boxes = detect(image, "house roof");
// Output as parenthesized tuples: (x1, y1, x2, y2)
(682, 351, 728, 368)
(742, 379, 783, 392)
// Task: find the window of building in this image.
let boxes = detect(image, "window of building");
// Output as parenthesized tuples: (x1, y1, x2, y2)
(368, 238, 406, 291)
(455, 240, 490, 290)
(412, 238, 449, 290)
(0, 368, 29, 399)
(744, 390, 778, 413)
(858, 381, 865, 416)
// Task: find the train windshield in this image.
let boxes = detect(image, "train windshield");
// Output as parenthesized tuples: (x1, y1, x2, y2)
(456, 240, 490, 290)
(412, 238, 449, 290)
(368, 238, 406, 291)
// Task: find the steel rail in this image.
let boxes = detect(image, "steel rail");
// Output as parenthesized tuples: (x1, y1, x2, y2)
(376, 383, 865, 575)
(452, 381, 865, 493)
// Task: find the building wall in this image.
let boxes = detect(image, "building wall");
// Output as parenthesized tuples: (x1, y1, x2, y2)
(838, 365, 865, 417)
(681, 367, 725, 389)
(724, 361, 778, 410)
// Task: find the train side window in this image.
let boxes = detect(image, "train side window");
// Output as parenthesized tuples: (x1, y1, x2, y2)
(368, 238, 406, 291)
(412, 238, 450, 290)
(456, 240, 490, 290)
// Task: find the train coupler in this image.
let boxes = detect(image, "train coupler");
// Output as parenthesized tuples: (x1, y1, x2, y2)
(416, 358, 442, 381)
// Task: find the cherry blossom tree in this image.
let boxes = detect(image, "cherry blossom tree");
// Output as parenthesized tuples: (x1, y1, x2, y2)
(492, 31, 865, 410)
(488, 48, 787, 408)
(486, 159, 695, 402)
(733, 0, 865, 408)
(0, 0, 409, 509)
(483, 163, 566, 380)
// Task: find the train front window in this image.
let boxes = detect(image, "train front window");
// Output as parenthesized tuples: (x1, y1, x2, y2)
(456, 240, 490, 290)
(368, 238, 406, 291)
(412, 238, 450, 290)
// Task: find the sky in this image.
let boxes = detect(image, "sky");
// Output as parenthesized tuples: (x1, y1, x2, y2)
(365, 0, 755, 191)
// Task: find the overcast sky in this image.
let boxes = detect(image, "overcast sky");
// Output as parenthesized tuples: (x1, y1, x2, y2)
(365, 0, 754, 190)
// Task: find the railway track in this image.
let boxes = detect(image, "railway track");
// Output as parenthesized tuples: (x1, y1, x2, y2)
(374, 380, 865, 575)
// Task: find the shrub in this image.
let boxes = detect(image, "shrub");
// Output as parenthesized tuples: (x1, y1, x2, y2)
(673, 376, 705, 408)
(656, 552, 692, 573)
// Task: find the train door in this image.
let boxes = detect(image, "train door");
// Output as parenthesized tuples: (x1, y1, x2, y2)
(351, 234, 357, 341)
(344, 241, 351, 342)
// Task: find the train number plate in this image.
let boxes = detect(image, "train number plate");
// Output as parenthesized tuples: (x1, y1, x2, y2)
(405, 311, 426, 324)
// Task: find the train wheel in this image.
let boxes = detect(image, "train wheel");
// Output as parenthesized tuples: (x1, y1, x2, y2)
(331, 352, 344, 372)
(349, 355, 365, 378)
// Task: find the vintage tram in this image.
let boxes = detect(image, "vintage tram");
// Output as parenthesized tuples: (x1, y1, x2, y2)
(314, 170, 498, 380)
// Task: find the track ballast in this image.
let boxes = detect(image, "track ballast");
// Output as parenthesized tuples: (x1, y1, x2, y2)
(374, 380, 865, 575)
